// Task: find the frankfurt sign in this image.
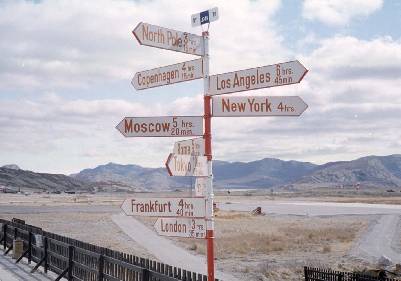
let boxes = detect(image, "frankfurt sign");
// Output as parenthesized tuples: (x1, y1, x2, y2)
(208, 60, 308, 96)
(116, 116, 203, 137)
(121, 197, 206, 218)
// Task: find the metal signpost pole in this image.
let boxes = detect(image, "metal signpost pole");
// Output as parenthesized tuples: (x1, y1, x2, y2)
(202, 30, 215, 281)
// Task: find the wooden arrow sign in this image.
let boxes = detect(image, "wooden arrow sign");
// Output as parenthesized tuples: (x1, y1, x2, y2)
(132, 58, 203, 90)
(133, 22, 203, 56)
(121, 197, 206, 218)
(208, 60, 308, 96)
(165, 153, 208, 177)
(173, 137, 205, 156)
(154, 218, 206, 239)
(115, 116, 203, 137)
(212, 96, 308, 117)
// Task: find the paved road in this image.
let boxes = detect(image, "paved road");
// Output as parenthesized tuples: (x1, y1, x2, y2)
(218, 200, 401, 216)
(351, 214, 401, 264)
(0, 254, 55, 281)
(112, 213, 241, 281)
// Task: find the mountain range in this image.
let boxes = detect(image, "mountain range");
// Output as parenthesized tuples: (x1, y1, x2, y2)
(1, 154, 401, 192)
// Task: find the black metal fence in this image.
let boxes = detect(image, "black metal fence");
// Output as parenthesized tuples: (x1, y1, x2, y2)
(0, 218, 216, 281)
(304, 267, 399, 281)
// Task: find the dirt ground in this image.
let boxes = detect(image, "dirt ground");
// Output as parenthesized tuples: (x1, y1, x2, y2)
(0, 193, 397, 280)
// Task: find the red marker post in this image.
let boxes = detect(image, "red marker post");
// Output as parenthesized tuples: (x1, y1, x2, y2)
(202, 30, 215, 281)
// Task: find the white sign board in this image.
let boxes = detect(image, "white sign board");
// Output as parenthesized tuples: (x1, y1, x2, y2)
(173, 137, 205, 156)
(212, 96, 308, 117)
(165, 154, 208, 177)
(191, 7, 219, 27)
(208, 60, 308, 96)
(132, 59, 203, 90)
(116, 116, 203, 137)
(194, 177, 208, 197)
(133, 22, 203, 56)
(121, 197, 206, 218)
(154, 218, 206, 239)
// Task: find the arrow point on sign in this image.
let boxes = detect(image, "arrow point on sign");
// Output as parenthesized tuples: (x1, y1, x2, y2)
(297, 60, 309, 82)
(299, 97, 309, 116)
(115, 118, 127, 137)
(132, 22, 143, 45)
(165, 153, 173, 176)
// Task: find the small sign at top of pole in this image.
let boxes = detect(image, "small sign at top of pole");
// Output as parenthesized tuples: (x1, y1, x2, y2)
(191, 7, 219, 27)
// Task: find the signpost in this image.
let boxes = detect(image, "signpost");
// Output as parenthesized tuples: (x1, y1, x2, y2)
(173, 137, 205, 156)
(191, 7, 219, 27)
(154, 218, 206, 238)
(194, 177, 208, 197)
(133, 22, 203, 56)
(212, 96, 308, 117)
(119, 10, 308, 281)
(115, 116, 203, 137)
(121, 197, 206, 218)
(165, 153, 208, 177)
(132, 58, 204, 90)
(208, 60, 308, 96)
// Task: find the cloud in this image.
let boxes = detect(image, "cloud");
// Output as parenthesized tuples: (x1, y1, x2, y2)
(0, 0, 285, 92)
(302, 0, 383, 26)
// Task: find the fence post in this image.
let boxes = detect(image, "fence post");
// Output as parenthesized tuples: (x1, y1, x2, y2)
(97, 254, 104, 281)
(44, 237, 48, 273)
(304, 267, 309, 281)
(338, 273, 343, 281)
(28, 231, 32, 264)
(68, 245, 74, 281)
(142, 268, 150, 281)
(3, 224, 6, 249)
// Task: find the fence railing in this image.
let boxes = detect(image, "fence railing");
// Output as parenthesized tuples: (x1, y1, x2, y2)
(0, 218, 216, 281)
(304, 267, 399, 281)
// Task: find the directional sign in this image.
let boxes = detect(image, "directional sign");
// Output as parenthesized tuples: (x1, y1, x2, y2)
(173, 137, 205, 156)
(133, 22, 203, 56)
(165, 154, 208, 177)
(208, 60, 308, 96)
(132, 59, 203, 90)
(212, 96, 308, 117)
(194, 177, 208, 197)
(116, 116, 203, 137)
(154, 218, 206, 239)
(191, 7, 219, 27)
(121, 197, 206, 218)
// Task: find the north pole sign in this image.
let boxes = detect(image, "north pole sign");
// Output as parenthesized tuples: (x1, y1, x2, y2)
(212, 96, 308, 117)
(132, 59, 204, 90)
(115, 116, 203, 137)
(154, 218, 206, 239)
(121, 197, 206, 217)
(133, 22, 203, 56)
(165, 153, 208, 177)
(208, 60, 308, 96)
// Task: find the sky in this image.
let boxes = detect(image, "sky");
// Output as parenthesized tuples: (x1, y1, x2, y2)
(0, 0, 400, 174)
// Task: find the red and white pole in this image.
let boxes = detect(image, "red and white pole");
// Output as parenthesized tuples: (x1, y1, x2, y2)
(202, 31, 215, 281)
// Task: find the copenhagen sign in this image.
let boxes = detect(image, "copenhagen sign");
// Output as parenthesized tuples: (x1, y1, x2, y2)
(154, 218, 206, 239)
(115, 116, 203, 137)
(212, 96, 308, 117)
(133, 22, 203, 56)
(208, 60, 308, 96)
(132, 58, 204, 90)
(121, 197, 206, 218)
